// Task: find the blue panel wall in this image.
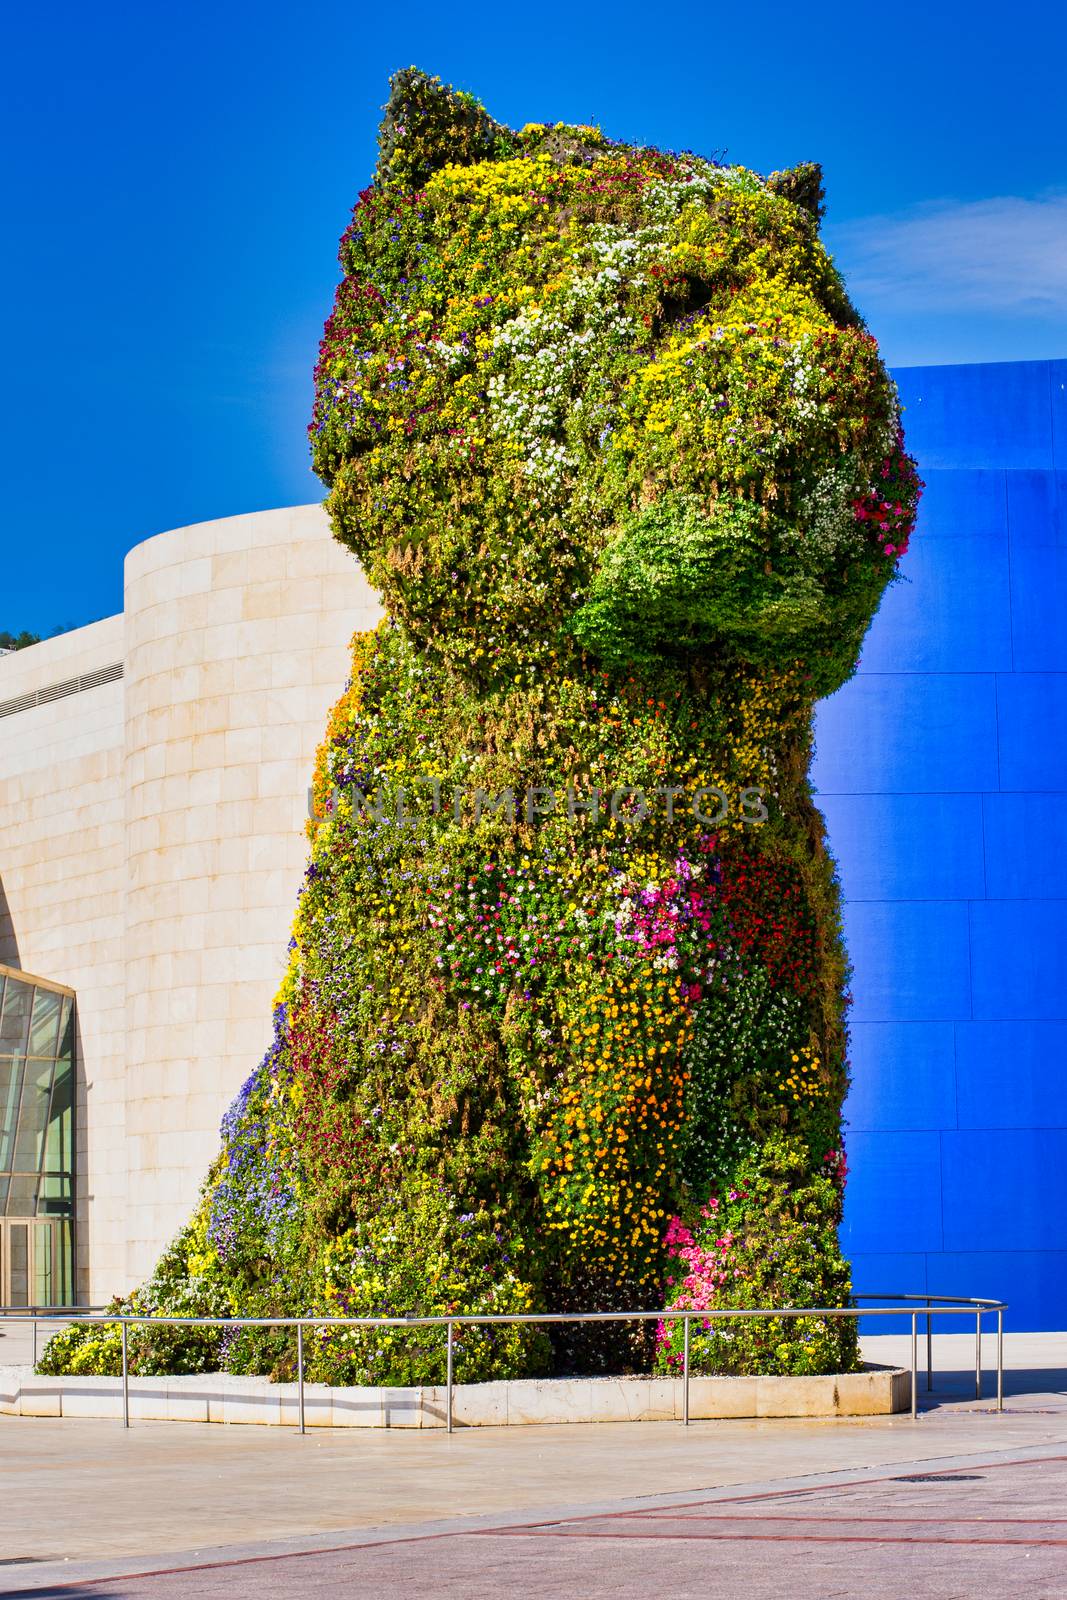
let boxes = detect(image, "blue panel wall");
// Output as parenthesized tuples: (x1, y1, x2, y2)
(814, 359, 1067, 1330)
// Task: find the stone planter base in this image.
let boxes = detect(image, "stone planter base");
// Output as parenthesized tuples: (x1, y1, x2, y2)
(0, 1363, 909, 1427)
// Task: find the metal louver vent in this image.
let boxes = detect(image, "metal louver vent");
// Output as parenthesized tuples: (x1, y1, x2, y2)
(36, 676, 81, 704)
(78, 663, 124, 690)
(0, 662, 124, 719)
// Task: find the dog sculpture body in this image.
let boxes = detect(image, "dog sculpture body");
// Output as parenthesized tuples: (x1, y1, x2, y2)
(43, 71, 919, 1385)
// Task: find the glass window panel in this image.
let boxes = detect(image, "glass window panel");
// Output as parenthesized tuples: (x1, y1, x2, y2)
(0, 1056, 24, 1171)
(28, 990, 61, 1057)
(0, 983, 76, 1303)
(8, 1222, 29, 1305)
(53, 1219, 73, 1303)
(6, 1174, 39, 1214)
(43, 1060, 73, 1177)
(37, 1173, 72, 1214)
(0, 978, 32, 1051)
(33, 1223, 54, 1305)
(56, 997, 74, 1061)
(40, 1218, 72, 1303)
(12, 1061, 54, 1173)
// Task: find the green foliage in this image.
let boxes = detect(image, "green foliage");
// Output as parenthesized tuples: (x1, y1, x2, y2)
(35, 1314, 124, 1376)
(570, 493, 841, 671)
(655, 1137, 858, 1376)
(38, 1209, 229, 1377)
(375, 67, 514, 191)
(767, 161, 827, 226)
(311, 76, 918, 694)
(307, 1181, 550, 1385)
(41, 70, 916, 1387)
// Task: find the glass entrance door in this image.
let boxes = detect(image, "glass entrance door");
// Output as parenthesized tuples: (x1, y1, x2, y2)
(0, 967, 76, 1305)
(0, 1218, 57, 1306)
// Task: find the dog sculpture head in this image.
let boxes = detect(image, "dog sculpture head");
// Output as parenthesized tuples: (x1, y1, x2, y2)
(311, 68, 918, 695)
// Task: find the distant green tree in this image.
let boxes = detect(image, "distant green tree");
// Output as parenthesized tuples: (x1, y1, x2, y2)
(0, 630, 41, 651)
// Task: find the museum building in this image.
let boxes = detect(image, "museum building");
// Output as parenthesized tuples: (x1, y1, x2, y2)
(0, 505, 381, 1303)
(1, 359, 1065, 1326)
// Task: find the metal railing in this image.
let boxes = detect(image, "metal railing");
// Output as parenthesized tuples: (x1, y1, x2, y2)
(0, 1303, 110, 1369)
(0, 1292, 1007, 1433)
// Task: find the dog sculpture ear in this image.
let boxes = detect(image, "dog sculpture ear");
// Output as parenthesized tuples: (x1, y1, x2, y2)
(766, 161, 825, 226)
(376, 67, 514, 190)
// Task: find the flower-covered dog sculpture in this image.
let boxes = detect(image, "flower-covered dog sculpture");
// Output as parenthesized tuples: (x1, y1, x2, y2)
(44, 70, 920, 1385)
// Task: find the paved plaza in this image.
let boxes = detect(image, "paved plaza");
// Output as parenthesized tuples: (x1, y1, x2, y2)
(2, 1334, 1066, 1597)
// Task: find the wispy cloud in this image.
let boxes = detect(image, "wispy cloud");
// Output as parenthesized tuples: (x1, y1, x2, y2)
(830, 192, 1067, 317)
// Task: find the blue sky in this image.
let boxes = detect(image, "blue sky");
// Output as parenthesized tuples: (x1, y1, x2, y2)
(4, 0, 1065, 634)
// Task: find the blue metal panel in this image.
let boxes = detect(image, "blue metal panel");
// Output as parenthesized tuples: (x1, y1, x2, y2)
(841, 1132, 943, 1254)
(969, 901, 1067, 1021)
(813, 675, 999, 795)
(818, 795, 984, 901)
(1006, 470, 1067, 549)
(1007, 473, 1067, 672)
(926, 1252, 1067, 1332)
(859, 535, 1012, 675)
(982, 795, 1067, 898)
(915, 469, 1007, 542)
(847, 1252, 930, 1298)
(894, 361, 1054, 470)
(847, 1252, 931, 1334)
(1052, 362, 1067, 471)
(818, 362, 1067, 1331)
(995, 674, 1067, 792)
(941, 1130, 1067, 1252)
(844, 902, 972, 1023)
(955, 1021, 1067, 1128)
(1008, 543, 1067, 672)
(845, 1022, 957, 1132)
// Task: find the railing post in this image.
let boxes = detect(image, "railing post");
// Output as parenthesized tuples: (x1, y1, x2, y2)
(31, 1314, 37, 1370)
(446, 1321, 454, 1435)
(975, 1309, 982, 1401)
(996, 1307, 1003, 1414)
(910, 1311, 917, 1420)
(297, 1321, 306, 1434)
(682, 1315, 690, 1427)
(121, 1320, 129, 1429)
(926, 1297, 932, 1392)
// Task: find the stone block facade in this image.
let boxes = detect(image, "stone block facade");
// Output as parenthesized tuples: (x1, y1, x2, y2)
(0, 506, 381, 1298)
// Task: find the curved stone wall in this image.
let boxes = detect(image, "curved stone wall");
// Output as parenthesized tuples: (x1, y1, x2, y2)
(0, 619, 127, 1297)
(122, 507, 381, 1285)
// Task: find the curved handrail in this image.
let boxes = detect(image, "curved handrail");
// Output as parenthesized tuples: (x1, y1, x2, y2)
(855, 1291, 1007, 1308)
(0, 1293, 1008, 1324)
(0, 1303, 111, 1316)
(0, 1290, 1006, 1432)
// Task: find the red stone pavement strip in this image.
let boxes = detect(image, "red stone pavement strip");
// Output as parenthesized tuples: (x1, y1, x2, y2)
(473, 1451, 1067, 1548)
(708, 1449, 1067, 1503)
(488, 1526, 1067, 1546)
(640, 1513, 1067, 1523)
(9, 1443, 1067, 1596)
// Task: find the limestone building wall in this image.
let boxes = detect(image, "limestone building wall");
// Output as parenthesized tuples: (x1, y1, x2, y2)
(0, 619, 127, 1298)
(121, 505, 381, 1285)
(0, 506, 381, 1299)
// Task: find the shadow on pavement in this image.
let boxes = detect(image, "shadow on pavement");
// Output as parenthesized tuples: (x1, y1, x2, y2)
(919, 1364, 1067, 1406)
(2, 1587, 128, 1600)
